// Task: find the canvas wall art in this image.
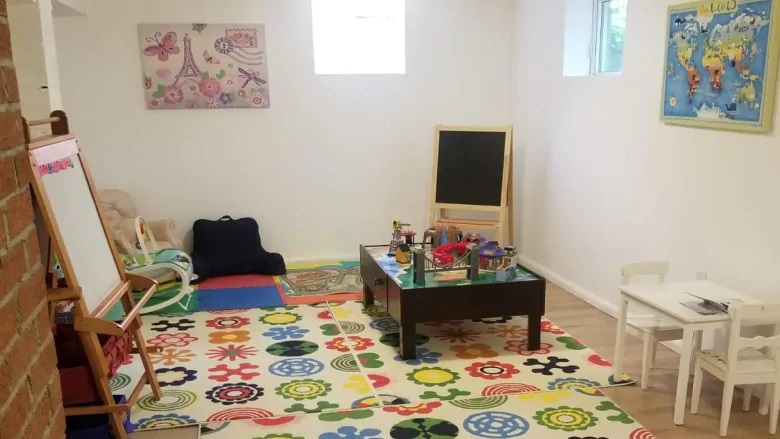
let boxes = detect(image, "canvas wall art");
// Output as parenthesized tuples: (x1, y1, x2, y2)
(138, 23, 269, 109)
(660, 0, 780, 132)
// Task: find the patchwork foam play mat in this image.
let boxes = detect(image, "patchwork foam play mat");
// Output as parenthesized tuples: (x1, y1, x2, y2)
(114, 300, 642, 437)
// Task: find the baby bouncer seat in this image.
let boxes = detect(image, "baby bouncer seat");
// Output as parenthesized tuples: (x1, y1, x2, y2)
(117, 216, 197, 315)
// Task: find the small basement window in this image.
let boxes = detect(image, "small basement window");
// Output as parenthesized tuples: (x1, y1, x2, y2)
(312, 0, 406, 75)
(593, 0, 627, 74)
(563, 0, 628, 77)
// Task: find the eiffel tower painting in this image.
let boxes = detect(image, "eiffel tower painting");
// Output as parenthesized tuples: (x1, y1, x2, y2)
(173, 34, 203, 88)
(139, 23, 270, 109)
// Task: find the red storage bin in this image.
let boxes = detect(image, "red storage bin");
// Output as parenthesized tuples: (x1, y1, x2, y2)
(54, 324, 132, 406)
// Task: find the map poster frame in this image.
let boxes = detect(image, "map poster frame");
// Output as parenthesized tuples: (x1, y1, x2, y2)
(660, 0, 780, 133)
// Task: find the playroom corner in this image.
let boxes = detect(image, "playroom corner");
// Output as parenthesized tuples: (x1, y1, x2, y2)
(5, 0, 780, 438)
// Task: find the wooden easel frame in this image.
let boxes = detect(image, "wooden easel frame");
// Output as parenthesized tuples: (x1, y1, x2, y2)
(429, 125, 514, 244)
(24, 111, 162, 439)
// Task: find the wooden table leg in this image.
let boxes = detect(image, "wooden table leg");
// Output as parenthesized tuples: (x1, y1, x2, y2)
(363, 283, 374, 306)
(527, 313, 542, 351)
(674, 326, 696, 425)
(612, 295, 629, 383)
(400, 320, 416, 360)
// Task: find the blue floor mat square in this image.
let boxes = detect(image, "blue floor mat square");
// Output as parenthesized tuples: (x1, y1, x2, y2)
(196, 285, 284, 311)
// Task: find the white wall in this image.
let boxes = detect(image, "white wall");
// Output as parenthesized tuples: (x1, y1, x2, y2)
(8, 2, 50, 136)
(54, 0, 514, 260)
(39, 0, 64, 111)
(514, 0, 780, 313)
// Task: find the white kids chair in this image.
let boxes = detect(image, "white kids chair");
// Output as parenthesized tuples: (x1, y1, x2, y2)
(691, 303, 780, 437)
(621, 261, 684, 389)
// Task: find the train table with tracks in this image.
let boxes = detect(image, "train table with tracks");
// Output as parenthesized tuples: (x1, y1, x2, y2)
(359, 244, 546, 359)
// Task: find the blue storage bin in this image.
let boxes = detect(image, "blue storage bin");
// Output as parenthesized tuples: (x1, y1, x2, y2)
(65, 395, 131, 439)
(65, 414, 110, 439)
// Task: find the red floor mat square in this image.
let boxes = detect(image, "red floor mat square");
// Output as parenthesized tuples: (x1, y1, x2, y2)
(197, 274, 277, 290)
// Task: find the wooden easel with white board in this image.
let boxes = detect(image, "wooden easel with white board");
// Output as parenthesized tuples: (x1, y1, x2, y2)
(429, 125, 514, 244)
(24, 111, 162, 439)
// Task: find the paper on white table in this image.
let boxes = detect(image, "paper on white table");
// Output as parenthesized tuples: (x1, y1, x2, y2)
(681, 301, 723, 316)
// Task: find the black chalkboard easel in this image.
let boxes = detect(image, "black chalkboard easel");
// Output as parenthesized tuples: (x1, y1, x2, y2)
(429, 125, 513, 244)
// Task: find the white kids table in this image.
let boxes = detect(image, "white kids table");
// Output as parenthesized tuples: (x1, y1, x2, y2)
(612, 280, 759, 425)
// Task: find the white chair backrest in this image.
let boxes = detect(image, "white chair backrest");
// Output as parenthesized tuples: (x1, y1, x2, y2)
(621, 261, 670, 285)
(725, 303, 780, 369)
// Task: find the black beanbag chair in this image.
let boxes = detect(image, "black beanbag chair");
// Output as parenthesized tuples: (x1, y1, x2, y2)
(191, 215, 286, 282)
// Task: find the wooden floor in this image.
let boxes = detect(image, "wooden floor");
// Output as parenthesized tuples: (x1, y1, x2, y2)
(130, 280, 774, 439)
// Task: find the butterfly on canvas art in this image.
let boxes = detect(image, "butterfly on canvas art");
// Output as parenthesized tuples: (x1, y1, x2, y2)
(143, 31, 180, 62)
(203, 51, 220, 64)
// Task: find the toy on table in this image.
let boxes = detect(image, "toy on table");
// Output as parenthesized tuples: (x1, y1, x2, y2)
(388, 220, 415, 256)
(423, 224, 462, 248)
(412, 241, 479, 285)
(496, 258, 518, 282)
(478, 242, 518, 271)
(496, 246, 518, 281)
(411, 228, 519, 284)
(396, 243, 411, 264)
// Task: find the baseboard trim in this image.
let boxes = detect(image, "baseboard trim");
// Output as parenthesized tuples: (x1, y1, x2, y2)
(517, 255, 689, 358)
(286, 254, 359, 265)
(518, 254, 654, 320)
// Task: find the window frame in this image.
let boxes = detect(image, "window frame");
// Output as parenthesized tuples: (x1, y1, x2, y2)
(590, 0, 623, 76)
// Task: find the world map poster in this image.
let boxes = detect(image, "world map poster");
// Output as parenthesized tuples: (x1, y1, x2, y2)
(661, 0, 780, 132)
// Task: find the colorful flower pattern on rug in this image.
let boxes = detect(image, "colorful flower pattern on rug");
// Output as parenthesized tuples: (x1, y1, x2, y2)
(264, 326, 310, 340)
(207, 363, 261, 382)
(125, 305, 376, 430)
(200, 390, 654, 439)
(326, 336, 375, 352)
(150, 318, 196, 332)
(149, 348, 197, 366)
(206, 344, 259, 361)
(326, 301, 633, 404)
(465, 361, 520, 380)
(206, 382, 265, 405)
(156, 367, 198, 387)
(148, 332, 198, 348)
(205, 316, 251, 330)
(276, 379, 333, 400)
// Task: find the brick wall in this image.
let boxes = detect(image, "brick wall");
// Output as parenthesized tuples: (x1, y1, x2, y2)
(0, 2, 65, 439)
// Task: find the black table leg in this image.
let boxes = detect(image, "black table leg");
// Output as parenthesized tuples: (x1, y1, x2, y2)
(400, 320, 416, 360)
(363, 283, 374, 306)
(527, 313, 542, 351)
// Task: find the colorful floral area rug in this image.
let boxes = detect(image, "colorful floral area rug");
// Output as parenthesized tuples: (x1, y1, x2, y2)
(200, 390, 656, 438)
(115, 300, 643, 437)
(326, 301, 631, 403)
(118, 304, 376, 430)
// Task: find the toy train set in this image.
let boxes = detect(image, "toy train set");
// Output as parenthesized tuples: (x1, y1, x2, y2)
(387, 221, 518, 285)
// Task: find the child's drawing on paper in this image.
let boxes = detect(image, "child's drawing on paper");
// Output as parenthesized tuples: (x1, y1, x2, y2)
(138, 23, 269, 109)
